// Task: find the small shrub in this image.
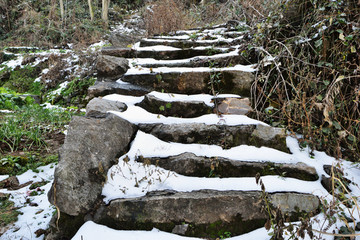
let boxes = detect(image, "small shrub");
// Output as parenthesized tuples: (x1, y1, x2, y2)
(144, 0, 186, 36)
(252, 0, 360, 162)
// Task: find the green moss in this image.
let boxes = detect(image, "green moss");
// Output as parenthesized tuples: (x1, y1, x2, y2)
(0, 197, 21, 227)
(185, 216, 267, 239)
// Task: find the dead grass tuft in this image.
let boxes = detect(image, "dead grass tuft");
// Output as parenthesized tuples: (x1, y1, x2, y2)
(144, 0, 186, 36)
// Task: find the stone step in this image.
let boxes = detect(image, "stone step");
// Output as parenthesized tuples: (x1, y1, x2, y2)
(87, 81, 152, 98)
(136, 94, 213, 118)
(136, 152, 318, 181)
(122, 67, 255, 96)
(138, 123, 289, 152)
(93, 190, 320, 239)
(139, 38, 235, 48)
(133, 54, 246, 69)
(101, 46, 231, 60)
(136, 93, 252, 117)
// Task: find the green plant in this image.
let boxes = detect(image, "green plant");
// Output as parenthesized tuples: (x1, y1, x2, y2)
(0, 104, 79, 153)
(218, 231, 232, 239)
(0, 154, 58, 176)
(0, 196, 21, 227)
(55, 77, 96, 106)
(159, 102, 172, 112)
(2, 65, 42, 93)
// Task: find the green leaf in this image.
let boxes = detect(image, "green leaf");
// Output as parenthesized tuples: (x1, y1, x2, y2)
(347, 135, 356, 142)
(165, 103, 172, 109)
(315, 39, 323, 48)
(345, 35, 353, 41)
(323, 80, 330, 86)
(333, 121, 341, 130)
(322, 127, 330, 134)
(316, 95, 323, 101)
(159, 105, 165, 111)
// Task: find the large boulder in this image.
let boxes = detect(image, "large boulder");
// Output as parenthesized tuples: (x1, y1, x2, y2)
(48, 113, 137, 216)
(96, 55, 129, 81)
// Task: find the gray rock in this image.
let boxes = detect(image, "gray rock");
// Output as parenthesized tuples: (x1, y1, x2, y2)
(216, 97, 252, 115)
(96, 55, 129, 81)
(86, 97, 127, 118)
(172, 224, 189, 235)
(87, 81, 152, 99)
(48, 113, 137, 216)
(136, 94, 212, 118)
(136, 152, 318, 181)
(138, 123, 289, 152)
(109, 32, 144, 48)
(93, 190, 320, 238)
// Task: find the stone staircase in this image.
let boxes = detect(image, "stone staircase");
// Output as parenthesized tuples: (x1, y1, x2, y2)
(47, 23, 333, 240)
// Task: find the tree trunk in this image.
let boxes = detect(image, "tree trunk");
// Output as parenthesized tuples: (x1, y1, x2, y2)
(102, 0, 110, 24)
(88, 0, 94, 21)
(59, 0, 65, 21)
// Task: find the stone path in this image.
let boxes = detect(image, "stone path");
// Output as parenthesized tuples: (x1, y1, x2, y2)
(48, 23, 347, 240)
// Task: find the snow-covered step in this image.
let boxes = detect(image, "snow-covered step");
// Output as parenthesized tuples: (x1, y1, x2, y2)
(101, 92, 252, 118)
(93, 190, 320, 239)
(139, 38, 233, 48)
(101, 46, 231, 60)
(122, 65, 255, 96)
(136, 152, 318, 180)
(130, 53, 245, 68)
(137, 123, 288, 152)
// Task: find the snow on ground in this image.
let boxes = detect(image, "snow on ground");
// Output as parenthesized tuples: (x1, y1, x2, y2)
(74, 217, 360, 240)
(125, 64, 257, 75)
(0, 164, 57, 240)
(104, 91, 241, 107)
(129, 46, 241, 66)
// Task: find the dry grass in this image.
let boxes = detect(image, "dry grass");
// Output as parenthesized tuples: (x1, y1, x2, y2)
(144, 0, 186, 36)
(142, 0, 281, 36)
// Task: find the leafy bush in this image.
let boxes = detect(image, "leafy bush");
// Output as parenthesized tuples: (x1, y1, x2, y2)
(0, 87, 34, 110)
(251, 0, 359, 161)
